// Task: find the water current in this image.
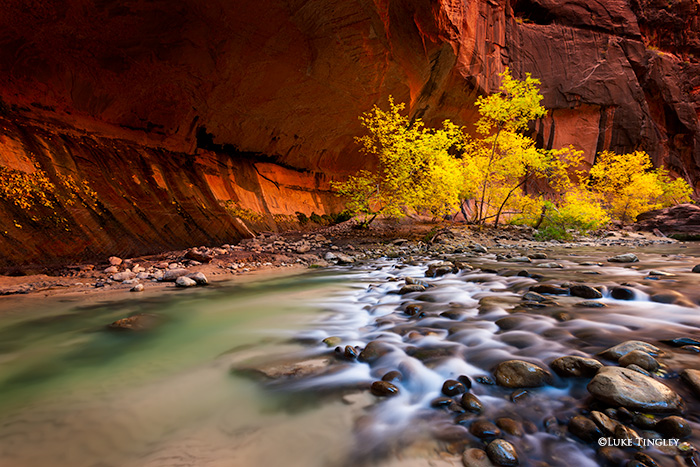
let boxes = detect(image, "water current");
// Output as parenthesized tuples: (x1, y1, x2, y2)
(0, 244, 699, 467)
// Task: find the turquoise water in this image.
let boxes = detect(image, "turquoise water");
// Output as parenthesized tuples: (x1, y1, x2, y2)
(0, 273, 360, 467)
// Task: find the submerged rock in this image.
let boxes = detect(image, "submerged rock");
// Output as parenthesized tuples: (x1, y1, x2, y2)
(108, 313, 161, 331)
(493, 360, 552, 388)
(587, 366, 682, 412)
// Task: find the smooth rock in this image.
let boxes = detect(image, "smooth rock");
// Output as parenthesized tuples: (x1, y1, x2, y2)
(322, 336, 342, 347)
(568, 415, 602, 442)
(111, 271, 135, 282)
(590, 410, 619, 435)
(469, 420, 501, 439)
(655, 415, 692, 439)
(162, 268, 189, 281)
(370, 381, 399, 396)
(523, 291, 546, 302)
(530, 284, 568, 295)
(186, 271, 208, 285)
(496, 418, 523, 436)
(398, 284, 426, 294)
(626, 364, 652, 377)
(692, 265, 700, 273)
(493, 360, 552, 388)
(130, 283, 144, 292)
(569, 285, 603, 299)
(608, 253, 639, 263)
(551, 356, 603, 377)
(104, 265, 119, 274)
(358, 340, 392, 363)
(381, 370, 402, 382)
(661, 337, 700, 347)
(610, 286, 636, 300)
(681, 369, 700, 397)
(460, 393, 483, 413)
(598, 341, 660, 361)
(587, 366, 682, 412)
(462, 448, 495, 467)
(472, 244, 488, 254)
(619, 350, 659, 372)
(175, 276, 197, 287)
(442, 379, 466, 396)
(485, 439, 519, 466)
(108, 256, 123, 266)
(576, 300, 607, 308)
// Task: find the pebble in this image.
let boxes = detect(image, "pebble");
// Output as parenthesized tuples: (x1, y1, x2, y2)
(175, 276, 197, 287)
(485, 439, 519, 466)
(568, 415, 602, 442)
(619, 350, 659, 372)
(569, 284, 602, 299)
(587, 366, 682, 411)
(460, 393, 483, 413)
(469, 420, 501, 439)
(598, 340, 660, 361)
(442, 379, 467, 396)
(655, 415, 692, 439)
(550, 356, 603, 377)
(608, 253, 639, 263)
(370, 381, 399, 396)
(493, 360, 552, 388)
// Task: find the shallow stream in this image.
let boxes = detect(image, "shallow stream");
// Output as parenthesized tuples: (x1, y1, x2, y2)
(1, 244, 700, 466)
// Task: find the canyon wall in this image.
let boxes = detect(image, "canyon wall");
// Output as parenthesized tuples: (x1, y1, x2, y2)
(0, 0, 698, 269)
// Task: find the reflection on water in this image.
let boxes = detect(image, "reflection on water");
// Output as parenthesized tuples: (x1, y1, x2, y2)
(0, 244, 700, 466)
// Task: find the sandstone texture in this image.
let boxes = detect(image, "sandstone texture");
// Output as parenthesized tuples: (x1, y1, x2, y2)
(0, 0, 698, 267)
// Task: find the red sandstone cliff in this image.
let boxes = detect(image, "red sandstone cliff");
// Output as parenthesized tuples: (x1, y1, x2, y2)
(0, 0, 698, 268)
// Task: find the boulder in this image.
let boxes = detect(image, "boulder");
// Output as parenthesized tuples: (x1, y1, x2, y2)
(587, 366, 682, 412)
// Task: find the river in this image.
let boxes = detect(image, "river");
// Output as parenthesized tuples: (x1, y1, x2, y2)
(0, 243, 699, 467)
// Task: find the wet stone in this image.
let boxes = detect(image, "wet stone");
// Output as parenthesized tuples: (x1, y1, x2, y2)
(632, 413, 657, 430)
(495, 316, 527, 331)
(523, 291, 546, 302)
(591, 411, 619, 435)
(458, 374, 473, 389)
(443, 379, 467, 396)
(661, 337, 700, 347)
(431, 396, 454, 408)
(608, 253, 639, 263)
(496, 418, 523, 436)
(619, 350, 659, 372)
(398, 284, 426, 294)
(358, 340, 392, 363)
(655, 416, 692, 439)
(486, 439, 519, 467)
(493, 360, 552, 388)
(476, 376, 496, 385)
(433, 424, 470, 442)
(404, 304, 423, 316)
(633, 453, 659, 467)
(611, 286, 636, 300)
(681, 369, 700, 397)
(344, 345, 358, 360)
(370, 381, 399, 397)
(598, 341, 660, 361)
(510, 389, 529, 403)
(462, 448, 495, 467)
(469, 420, 501, 439)
(570, 285, 603, 299)
(587, 366, 682, 412)
(460, 393, 483, 413)
(381, 370, 402, 383)
(597, 447, 627, 466)
(530, 284, 568, 295)
(568, 415, 603, 442)
(576, 301, 607, 308)
(322, 336, 342, 347)
(551, 356, 603, 378)
(693, 265, 700, 273)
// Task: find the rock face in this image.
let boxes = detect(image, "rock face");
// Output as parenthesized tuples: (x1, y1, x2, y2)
(0, 0, 698, 268)
(635, 204, 700, 239)
(587, 366, 682, 412)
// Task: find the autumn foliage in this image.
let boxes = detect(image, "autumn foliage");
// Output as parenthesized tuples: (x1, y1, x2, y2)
(334, 69, 693, 232)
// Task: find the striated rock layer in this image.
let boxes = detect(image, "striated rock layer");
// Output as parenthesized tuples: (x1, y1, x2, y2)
(0, 0, 698, 267)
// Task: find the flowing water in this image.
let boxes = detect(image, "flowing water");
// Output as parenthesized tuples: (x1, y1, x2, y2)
(1, 244, 700, 467)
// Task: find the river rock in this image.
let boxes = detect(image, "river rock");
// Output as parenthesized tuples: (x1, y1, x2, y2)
(587, 366, 682, 412)
(472, 244, 488, 254)
(462, 448, 495, 467)
(610, 286, 635, 300)
(187, 272, 208, 285)
(619, 350, 659, 372)
(693, 265, 700, 273)
(626, 364, 652, 377)
(551, 356, 603, 377)
(655, 415, 692, 439)
(608, 253, 639, 263)
(598, 340, 660, 361)
(528, 252, 548, 260)
(130, 283, 144, 292)
(358, 340, 393, 363)
(398, 284, 426, 294)
(108, 256, 123, 266)
(175, 276, 197, 287)
(111, 271, 136, 281)
(335, 253, 355, 265)
(460, 393, 483, 413)
(569, 285, 602, 299)
(493, 360, 552, 388)
(370, 380, 399, 397)
(496, 418, 523, 436)
(185, 248, 213, 263)
(486, 439, 518, 466)
(529, 284, 568, 295)
(442, 379, 466, 396)
(108, 313, 160, 331)
(342, 345, 358, 360)
(681, 369, 700, 397)
(469, 420, 501, 439)
(162, 268, 189, 281)
(323, 336, 342, 347)
(430, 396, 453, 408)
(568, 415, 602, 442)
(590, 410, 619, 435)
(576, 301, 607, 308)
(426, 261, 456, 277)
(104, 265, 119, 274)
(523, 291, 546, 302)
